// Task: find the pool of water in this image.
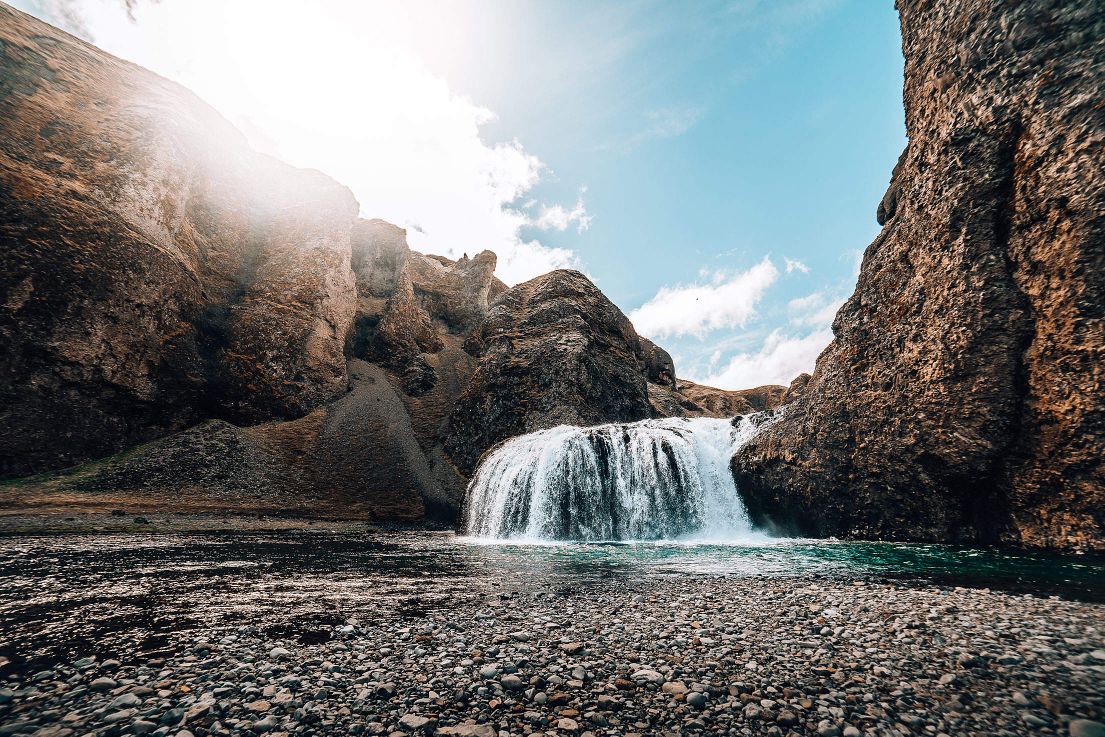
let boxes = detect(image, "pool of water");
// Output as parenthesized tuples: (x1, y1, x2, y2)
(1, 530, 1102, 676)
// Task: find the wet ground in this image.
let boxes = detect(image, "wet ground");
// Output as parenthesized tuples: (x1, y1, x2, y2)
(2, 527, 1103, 678)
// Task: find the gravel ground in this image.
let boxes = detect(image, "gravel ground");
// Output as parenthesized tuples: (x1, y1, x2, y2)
(3, 577, 1104, 737)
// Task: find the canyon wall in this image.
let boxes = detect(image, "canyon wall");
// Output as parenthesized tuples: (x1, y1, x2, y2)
(0, 3, 358, 478)
(733, 0, 1104, 550)
(0, 4, 761, 521)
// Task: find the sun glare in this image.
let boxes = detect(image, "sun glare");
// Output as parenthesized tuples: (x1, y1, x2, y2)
(71, 0, 575, 284)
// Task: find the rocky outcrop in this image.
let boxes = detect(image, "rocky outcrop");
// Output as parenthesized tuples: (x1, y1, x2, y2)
(733, 0, 1104, 551)
(0, 3, 793, 525)
(0, 4, 358, 478)
(444, 270, 654, 475)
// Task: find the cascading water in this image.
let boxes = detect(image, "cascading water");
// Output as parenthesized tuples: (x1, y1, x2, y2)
(463, 410, 782, 541)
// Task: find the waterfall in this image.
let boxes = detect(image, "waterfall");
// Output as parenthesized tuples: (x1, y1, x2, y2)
(462, 410, 781, 541)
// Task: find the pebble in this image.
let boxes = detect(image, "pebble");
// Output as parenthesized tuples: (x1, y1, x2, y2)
(0, 564, 1102, 737)
(1071, 720, 1105, 737)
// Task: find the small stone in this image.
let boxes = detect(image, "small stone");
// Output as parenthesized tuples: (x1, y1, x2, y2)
(269, 647, 292, 661)
(1022, 713, 1048, 728)
(159, 708, 185, 726)
(686, 692, 707, 708)
(630, 669, 665, 685)
(398, 714, 431, 732)
(90, 677, 117, 691)
(500, 675, 524, 691)
(478, 666, 500, 679)
(843, 727, 862, 737)
(131, 720, 157, 735)
(1070, 721, 1105, 737)
(556, 718, 579, 732)
(253, 716, 278, 733)
(660, 681, 687, 695)
(436, 726, 496, 737)
(109, 693, 141, 709)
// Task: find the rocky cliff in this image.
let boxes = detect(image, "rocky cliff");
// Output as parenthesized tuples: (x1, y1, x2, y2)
(0, 3, 358, 478)
(733, 0, 1104, 551)
(0, 3, 755, 522)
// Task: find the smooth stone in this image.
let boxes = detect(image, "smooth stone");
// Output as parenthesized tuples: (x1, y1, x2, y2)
(90, 677, 117, 692)
(500, 675, 524, 691)
(253, 716, 277, 733)
(630, 669, 664, 685)
(110, 694, 141, 709)
(1071, 721, 1105, 737)
(398, 714, 431, 732)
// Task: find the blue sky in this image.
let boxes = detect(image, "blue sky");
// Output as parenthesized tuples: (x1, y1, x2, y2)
(15, 0, 905, 389)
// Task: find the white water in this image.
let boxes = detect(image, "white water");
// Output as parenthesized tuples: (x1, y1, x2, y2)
(463, 411, 782, 542)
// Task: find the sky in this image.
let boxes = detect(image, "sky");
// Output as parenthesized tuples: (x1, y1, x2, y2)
(12, 0, 906, 390)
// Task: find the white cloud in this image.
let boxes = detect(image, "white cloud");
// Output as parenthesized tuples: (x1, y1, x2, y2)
(787, 290, 845, 327)
(606, 106, 704, 153)
(698, 328, 832, 389)
(784, 257, 809, 274)
(13, 0, 584, 286)
(686, 285, 844, 390)
(628, 257, 779, 339)
(530, 190, 592, 233)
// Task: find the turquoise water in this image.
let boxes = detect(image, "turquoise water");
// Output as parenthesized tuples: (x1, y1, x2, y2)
(458, 536, 1105, 600)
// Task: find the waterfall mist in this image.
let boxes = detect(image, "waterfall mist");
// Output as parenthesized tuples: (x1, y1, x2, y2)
(463, 411, 781, 541)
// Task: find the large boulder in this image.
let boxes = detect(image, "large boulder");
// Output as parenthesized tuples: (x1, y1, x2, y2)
(733, 0, 1104, 550)
(0, 5, 358, 478)
(444, 270, 653, 475)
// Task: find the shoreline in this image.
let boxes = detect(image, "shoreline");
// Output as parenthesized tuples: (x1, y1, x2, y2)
(1, 569, 1102, 737)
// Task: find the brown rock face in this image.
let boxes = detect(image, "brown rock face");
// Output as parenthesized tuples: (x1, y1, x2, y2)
(733, 0, 1104, 550)
(0, 5, 357, 478)
(0, 3, 796, 524)
(444, 270, 654, 475)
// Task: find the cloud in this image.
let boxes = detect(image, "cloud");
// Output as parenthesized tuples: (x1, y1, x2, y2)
(698, 328, 832, 389)
(530, 190, 592, 233)
(606, 106, 704, 153)
(784, 257, 809, 274)
(685, 285, 845, 390)
(628, 257, 779, 340)
(12, 0, 585, 286)
(787, 290, 845, 327)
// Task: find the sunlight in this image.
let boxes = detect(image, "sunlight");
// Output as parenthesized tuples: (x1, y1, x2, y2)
(72, 0, 574, 283)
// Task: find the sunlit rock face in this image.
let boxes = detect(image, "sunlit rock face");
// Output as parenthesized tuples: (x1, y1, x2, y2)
(733, 0, 1105, 551)
(0, 5, 722, 522)
(0, 4, 358, 478)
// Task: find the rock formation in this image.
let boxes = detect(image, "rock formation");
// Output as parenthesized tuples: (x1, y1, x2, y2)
(0, 4, 358, 478)
(444, 270, 655, 476)
(733, 0, 1104, 551)
(0, 4, 753, 522)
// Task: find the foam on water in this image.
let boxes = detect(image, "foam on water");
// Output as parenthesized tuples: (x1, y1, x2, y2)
(462, 410, 782, 542)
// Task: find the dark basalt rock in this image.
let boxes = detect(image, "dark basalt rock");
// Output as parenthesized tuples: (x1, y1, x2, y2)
(733, 0, 1105, 551)
(444, 269, 653, 476)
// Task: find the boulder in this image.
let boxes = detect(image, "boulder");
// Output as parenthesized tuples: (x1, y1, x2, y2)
(444, 270, 653, 475)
